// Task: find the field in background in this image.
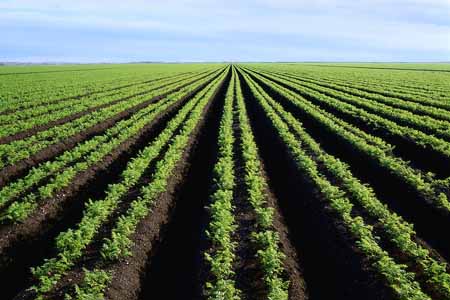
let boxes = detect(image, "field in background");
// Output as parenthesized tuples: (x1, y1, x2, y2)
(0, 63, 450, 300)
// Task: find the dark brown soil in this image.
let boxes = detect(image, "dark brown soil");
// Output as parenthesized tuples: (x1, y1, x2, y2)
(230, 91, 273, 299)
(340, 190, 450, 300)
(264, 182, 309, 300)
(138, 68, 231, 300)
(0, 69, 220, 188)
(251, 69, 450, 179)
(247, 68, 450, 178)
(372, 220, 449, 300)
(0, 72, 224, 300)
(288, 79, 449, 141)
(102, 68, 230, 300)
(4, 64, 441, 300)
(231, 113, 308, 300)
(243, 68, 450, 262)
(11, 68, 229, 300)
(243, 68, 450, 299)
(236, 67, 395, 300)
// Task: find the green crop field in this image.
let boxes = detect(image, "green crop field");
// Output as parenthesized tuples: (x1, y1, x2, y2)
(0, 63, 450, 300)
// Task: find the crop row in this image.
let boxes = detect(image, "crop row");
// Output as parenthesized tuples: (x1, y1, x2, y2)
(2, 63, 449, 300)
(240, 67, 450, 213)
(263, 64, 450, 103)
(267, 71, 450, 142)
(203, 67, 240, 299)
(75, 66, 227, 299)
(239, 67, 448, 300)
(0, 68, 225, 170)
(240, 67, 450, 298)
(0, 71, 214, 141)
(0, 70, 196, 128)
(0, 68, 224, 223)
(234, 68, 290, 299)
(204, 67, 292, 299)
(28, 67, 228, 300)
(268, 70, 450, 120)
(0, 64, 214, 110)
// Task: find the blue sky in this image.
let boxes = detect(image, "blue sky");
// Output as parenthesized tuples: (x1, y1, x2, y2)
(0, 0, 449, 62)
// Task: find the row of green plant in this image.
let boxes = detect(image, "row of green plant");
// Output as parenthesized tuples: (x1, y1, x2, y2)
(0, 71, 207, 138)
(0, 67, 156, 109)
(290, 65, 450, 96)
(0, 70, 196, 125)
(240, 69, 431, 300)
(268, 70, 450, 122)
(66, 68, 227, 300)
(241, 68, 450, 299)
(239, 68, 393, 153)
(100, 70, 226, 260)
(28, 69, 228, 300)
(0, 69, 221, 206)
(0, 64, 218, 112)
(0, 68, 223, 170)
(253, 64, 450, 106)
(203, 69, 240, 300)
(297, 68, 450, 107)
(266, 71, 450, 143)
(235, 69, 289, 300)
(242, 68, 450, 212)
(0, 69, 223, 222)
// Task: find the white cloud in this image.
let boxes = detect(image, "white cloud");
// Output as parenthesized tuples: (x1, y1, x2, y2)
(0, 0, 449, 61)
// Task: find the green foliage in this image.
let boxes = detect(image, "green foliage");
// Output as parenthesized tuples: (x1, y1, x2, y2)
(4, 63, 450, 300)
(65, 269, 110, 300)
(26, 67, 227, 298)
(204, 69, 241, 299)
(241, 69, 432, 300)
(101, 70, 228, 262)
(0, 68, 224, 223)
(235, 70, 290, 298)
(242, 66, 450, 298)
(247, 67, 450, 211)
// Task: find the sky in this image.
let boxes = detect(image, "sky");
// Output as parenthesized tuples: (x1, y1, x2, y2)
(0, 0, 449, 62)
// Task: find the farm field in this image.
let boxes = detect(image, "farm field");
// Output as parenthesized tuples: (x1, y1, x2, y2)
(0, 63, 450, 300)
